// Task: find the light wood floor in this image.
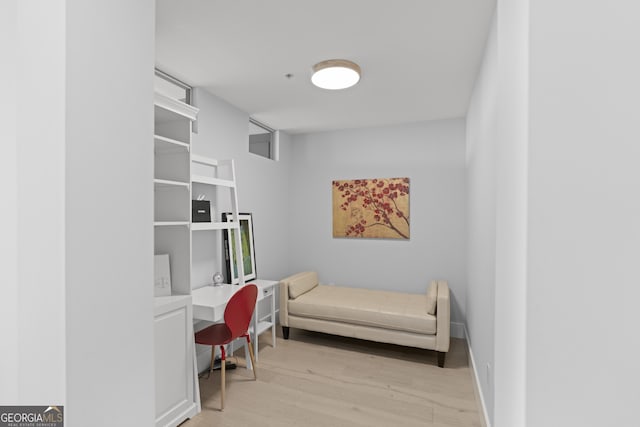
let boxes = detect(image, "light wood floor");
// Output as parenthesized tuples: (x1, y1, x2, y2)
(184, 329, 482, 427)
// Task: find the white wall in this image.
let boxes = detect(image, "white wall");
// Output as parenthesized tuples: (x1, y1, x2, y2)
(465, 12, 497, 423)
(65, 1, 155, 425)
(467, 5, 531, 426)
(526, 2, 640, 426)
(289, 120, 467, 325)
(3, 2, 156, 424)
(0, 0, 21, 403)
(469, 1, 640, 426)
(494, 0, 528, 425)
(191, 88, 293, 285)
(467, 3, 532, 425)
(3, 0, 68, 405)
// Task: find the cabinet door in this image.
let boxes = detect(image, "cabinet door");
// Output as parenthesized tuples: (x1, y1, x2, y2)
(155, 299, 197, 427)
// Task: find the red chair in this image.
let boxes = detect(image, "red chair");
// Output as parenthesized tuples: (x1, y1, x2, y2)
(195, 284, 258, 410)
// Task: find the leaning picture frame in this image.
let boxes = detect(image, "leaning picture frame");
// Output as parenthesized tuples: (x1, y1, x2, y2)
(222, 212, 257, 284)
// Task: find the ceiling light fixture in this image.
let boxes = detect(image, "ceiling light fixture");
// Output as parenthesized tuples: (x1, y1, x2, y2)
(311, 59, 361, 90)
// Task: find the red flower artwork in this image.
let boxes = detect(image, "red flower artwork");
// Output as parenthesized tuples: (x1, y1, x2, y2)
(332, 177, 410, 239)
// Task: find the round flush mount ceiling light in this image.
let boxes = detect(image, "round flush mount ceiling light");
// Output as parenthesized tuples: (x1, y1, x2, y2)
(311, 59, 361, 90)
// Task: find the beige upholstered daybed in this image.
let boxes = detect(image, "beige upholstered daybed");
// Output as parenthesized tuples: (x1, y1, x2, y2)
(279, 271, 450, 367)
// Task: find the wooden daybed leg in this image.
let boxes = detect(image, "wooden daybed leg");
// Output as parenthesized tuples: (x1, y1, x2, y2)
(282, 326, 290, 339)
(437, 351, 446, 368)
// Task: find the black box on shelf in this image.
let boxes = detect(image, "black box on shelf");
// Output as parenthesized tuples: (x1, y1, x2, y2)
(192, 200, 211, 222)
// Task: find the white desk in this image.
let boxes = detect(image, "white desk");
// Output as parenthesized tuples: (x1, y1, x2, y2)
(191, 283, 240, 322)
(191, 279, 278, 364)
(251, 280, 278, 360)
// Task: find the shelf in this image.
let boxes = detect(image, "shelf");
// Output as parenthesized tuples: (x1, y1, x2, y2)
(191, 154, 218, 167)
(154, 135, 190, 153)
(251, 321, 273, 337)
(192, 155, 234, 168)
(154, 178, 190, 189)
(155, 221, 190, 227)
(154, 93, 198, 121)
(258, 313, 273, 323)
(191, 222, 240, 231)
(153, 90, 199, 426)
(191, 175, 235, 187)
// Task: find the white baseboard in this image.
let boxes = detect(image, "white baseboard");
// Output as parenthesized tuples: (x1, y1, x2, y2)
(464, 325, 492, 427)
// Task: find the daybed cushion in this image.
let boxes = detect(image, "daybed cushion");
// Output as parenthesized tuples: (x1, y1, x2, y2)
(287, 271, 319, 299)
(426, 281, 438, 315)
(288, 285, 436, 335)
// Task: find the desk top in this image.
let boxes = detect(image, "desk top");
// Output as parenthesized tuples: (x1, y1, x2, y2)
(191, 279, 278, 321)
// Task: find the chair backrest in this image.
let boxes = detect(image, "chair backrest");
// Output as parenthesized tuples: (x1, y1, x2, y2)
(224, 284, 258, 339)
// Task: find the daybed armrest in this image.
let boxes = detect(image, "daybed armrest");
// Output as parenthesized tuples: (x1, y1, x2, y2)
(279, 271, 318, 326)
(435, 280, 450, 352)
(278, 274, 298, 327)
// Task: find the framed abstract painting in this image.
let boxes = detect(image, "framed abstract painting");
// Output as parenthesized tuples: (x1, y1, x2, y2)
(332, 177, 410, 239)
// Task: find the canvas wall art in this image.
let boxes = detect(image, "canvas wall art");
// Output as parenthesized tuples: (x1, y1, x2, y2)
(222, 212, 257, 284)
(332, 177, 410, 239)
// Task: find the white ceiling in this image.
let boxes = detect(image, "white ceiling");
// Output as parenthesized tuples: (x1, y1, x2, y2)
(156, 0, 495, 134)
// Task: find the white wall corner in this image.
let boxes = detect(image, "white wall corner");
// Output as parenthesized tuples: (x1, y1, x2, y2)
(450, 321, 465, 339)
(465, 325, 492, 427)
(272, 130, 280, 161)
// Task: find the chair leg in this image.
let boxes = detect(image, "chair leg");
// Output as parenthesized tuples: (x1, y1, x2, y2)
(246, 338, 257, 380)
(207, 345, 216, 379)
(437, 351, 446, 368)
(220, 345, 226, 411)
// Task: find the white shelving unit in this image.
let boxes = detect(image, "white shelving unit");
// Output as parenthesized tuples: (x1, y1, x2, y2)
(153, 93, 256, 417)
(190, 156, 246, 289)
(153, 93, 199, 427)
(191, 155, 249, 375)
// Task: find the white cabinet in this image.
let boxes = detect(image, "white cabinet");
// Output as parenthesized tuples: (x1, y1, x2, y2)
(154, 297, 197, 427)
